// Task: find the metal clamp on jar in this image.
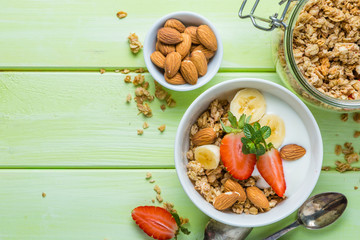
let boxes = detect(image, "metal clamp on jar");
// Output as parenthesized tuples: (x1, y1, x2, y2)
(239, 0, 360, 111)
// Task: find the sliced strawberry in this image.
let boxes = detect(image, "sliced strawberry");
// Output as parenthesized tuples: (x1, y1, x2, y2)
(257, 148, 286, 197)
(131, 206, 178, 240)
(220, 133, 257, 180)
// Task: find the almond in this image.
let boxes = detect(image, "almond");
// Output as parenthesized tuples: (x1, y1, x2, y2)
(223, 179, 246, 202)
(150, 51, 165, 69)
(185, 26, 201, 44)
(176, 33, 192, 59)
(246, 186, 269, 209)
(180, 60, 198, 85)
(164, 72, 186, 85)
(192, 128, 216, 146)
(164, 19, 185, 33)
(191, 50, 207, 76)
(193, 45, 215, 60)
(164, 52, 181, 78)
(190, 44, 198, 52)
(280, 144, 306, 161)
(197, 25, 217, 51)
(156, 40, 175, 56)
(213, 192, 240, 210)
(157, 27, 183, 45)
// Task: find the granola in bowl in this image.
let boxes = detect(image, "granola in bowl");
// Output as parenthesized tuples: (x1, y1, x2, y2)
(186, 99, 285, 215)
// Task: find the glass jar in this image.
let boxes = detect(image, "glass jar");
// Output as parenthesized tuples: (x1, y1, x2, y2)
(239, 0, 360, 111)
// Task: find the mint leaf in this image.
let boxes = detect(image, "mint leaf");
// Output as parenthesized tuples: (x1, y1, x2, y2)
(242, 144, 250, 154)
(243, 124, 253, 139)
(227, 111, 238, 128)
(246, 115, 252, 123)
(261, 126, 271, 139)
(253, 122, 260, 131)
(240, 118, 275, 157)
(220, 119, 233, 133)
(238, 114, 247, 129)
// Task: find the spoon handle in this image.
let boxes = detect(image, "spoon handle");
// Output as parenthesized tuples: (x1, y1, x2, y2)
(263, 220, 301, 240)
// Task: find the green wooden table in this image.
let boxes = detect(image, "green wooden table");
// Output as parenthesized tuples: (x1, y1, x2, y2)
(0, 0, 359, 239)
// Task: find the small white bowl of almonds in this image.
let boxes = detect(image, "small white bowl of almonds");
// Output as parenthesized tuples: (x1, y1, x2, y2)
(144, 11, 223, 91)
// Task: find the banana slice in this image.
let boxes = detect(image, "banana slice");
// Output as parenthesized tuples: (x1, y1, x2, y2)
(194, 145, 220, 169)
(230, 88, 266, 123)
(258, 114, 285, 148)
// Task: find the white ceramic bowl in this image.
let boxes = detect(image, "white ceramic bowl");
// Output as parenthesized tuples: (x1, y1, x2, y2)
(175, 78, 323, 227)
(144, 11, 223, 91)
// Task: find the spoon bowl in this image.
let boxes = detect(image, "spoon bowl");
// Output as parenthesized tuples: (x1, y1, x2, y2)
(298, 192, 347, 229)
(264, 192, 347, 240)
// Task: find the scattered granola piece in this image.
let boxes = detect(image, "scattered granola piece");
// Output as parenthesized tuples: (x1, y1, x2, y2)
(128, 33, 143, 54)
(180, 217, 189, 225)
(158, 124, 166, 132)
(137, 129, 144, 135)
(149, 179, 155, 183)
(321, 166, 331, 171)
(146, 172, 152, 179)
(156, 194, 163, 203)
(342, 142, 354, 155)
(42, 192, 46, 198)
(355, 186, 358, 190)
(135, 68, 145, 73)
(121, 69, 130, 74)
(166, 97, 176, 108)
(143, 122, 149, 129)
(133, 74, 145, 86)
(335, 161, 360, 173)
(160, 104, 166, 111)
(135, 87, 154, 102)
(345, 153, 359, 164)
(124, 75, 132, 83)
(137, 103, 152, 117)
(154, 185, 161, 194)
(335, 144, 342, 155)
(354, 113, 360, 123)
(341, 114, 348, 122)
(100, 69, 106, 74)
(116, 11, 127, 19)
(354, 131, 360, 138)
(126, 93, 132, 103)
(143, 81, 149, 90)
(151, 199, 155, 203)
(163, 202, 176, 213)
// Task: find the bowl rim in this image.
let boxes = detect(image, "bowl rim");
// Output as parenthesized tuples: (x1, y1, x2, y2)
(144, 11, 223, 91)
(174, 78, 323, 227)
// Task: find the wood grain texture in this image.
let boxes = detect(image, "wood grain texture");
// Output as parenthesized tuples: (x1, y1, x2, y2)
(0, 0, 276, 70)
(0, 72, 358, 168)
(0, 170, 358, 239)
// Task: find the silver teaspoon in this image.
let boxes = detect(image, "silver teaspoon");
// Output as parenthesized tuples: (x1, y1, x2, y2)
(204, 219, 253, 240)
(264, 192, 347, 240)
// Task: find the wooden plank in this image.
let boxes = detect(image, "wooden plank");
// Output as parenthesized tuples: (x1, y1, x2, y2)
(0, 0, 277, 70)
(0, 170, 358, 239)
(0, 72, 275, 167)
(0, 72, 358, 168)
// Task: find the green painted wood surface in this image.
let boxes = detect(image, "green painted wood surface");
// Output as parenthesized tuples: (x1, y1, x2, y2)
(0, 0, 360, 239)
(0, 0, 277, 71)
(0, 72, 359, 168)
(0, 170, 359, 239)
